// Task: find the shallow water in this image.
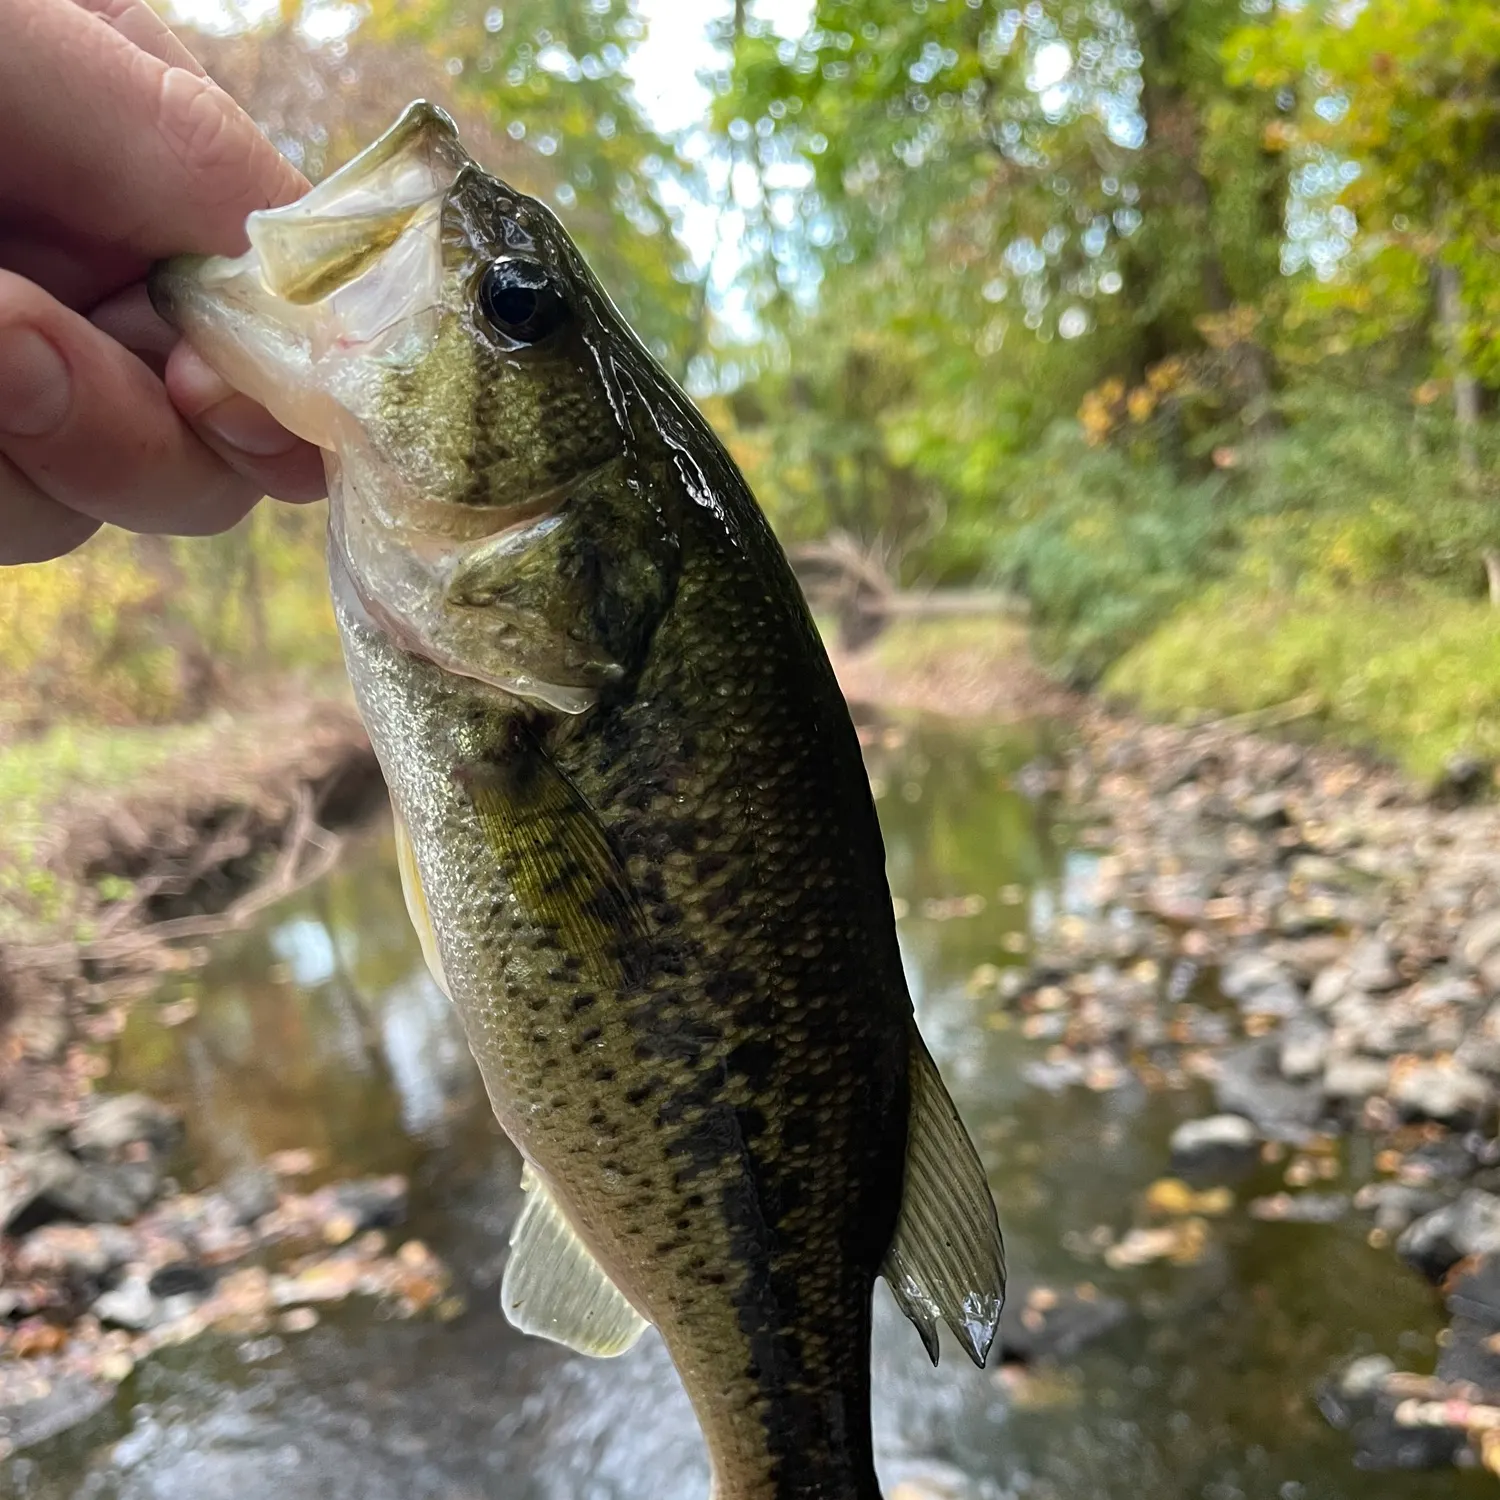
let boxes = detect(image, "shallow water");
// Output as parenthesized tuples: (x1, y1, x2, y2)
(5, 718, 1483, 1499)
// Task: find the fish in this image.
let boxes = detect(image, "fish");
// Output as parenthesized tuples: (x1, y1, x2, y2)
(150, 102, 1004, 1500)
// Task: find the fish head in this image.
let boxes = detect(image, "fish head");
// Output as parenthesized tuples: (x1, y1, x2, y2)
(152, 101, 674, 712)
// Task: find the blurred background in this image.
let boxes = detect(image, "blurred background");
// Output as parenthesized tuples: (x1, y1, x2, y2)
(2, 2, 1500, 1497)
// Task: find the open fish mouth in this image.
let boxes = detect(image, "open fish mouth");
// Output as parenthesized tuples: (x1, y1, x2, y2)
(149, 101, 474, 450)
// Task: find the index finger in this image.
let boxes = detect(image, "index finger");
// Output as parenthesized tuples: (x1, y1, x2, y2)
(0, 0, 306, 301)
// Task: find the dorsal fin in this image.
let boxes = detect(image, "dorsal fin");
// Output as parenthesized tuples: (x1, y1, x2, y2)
(502, 1164, 649, 1358)
(882, 1025, 1006, 1366)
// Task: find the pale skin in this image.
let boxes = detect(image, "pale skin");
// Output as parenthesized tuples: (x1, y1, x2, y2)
(0, 0, 325, 565)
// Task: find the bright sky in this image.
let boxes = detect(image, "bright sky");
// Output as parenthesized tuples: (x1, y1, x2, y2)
(167, 0, 812, 136)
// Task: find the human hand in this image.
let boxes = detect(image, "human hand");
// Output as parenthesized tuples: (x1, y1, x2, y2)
(0, 0, 326, 565)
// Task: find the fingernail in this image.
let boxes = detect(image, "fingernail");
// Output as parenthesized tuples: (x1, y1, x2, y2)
(0, 328, 70, 437)
(197, 394, 301, 457)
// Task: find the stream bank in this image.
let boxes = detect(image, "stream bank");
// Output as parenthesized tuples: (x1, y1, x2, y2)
(0, 628, 1496, 1490)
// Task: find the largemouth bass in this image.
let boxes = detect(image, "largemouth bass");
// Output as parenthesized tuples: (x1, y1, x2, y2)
(151, 103, 1004, 1500)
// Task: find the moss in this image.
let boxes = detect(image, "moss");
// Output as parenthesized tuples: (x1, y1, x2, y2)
(1107, 586, 1500, 783)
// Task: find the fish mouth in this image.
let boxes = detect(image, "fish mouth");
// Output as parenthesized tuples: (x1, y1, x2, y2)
(148, 101, 475, 449)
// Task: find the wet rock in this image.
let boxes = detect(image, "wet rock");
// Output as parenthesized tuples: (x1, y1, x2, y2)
(1445, 1254, 1500, 1327)
(1248, 1192, 1349, 1223)
(92, 1274, 158, 1330)
(1220, 952, 1303, 1018)
(1278, 1015, 1331, 1082)
(1317, 1355, 1466, 1470)
(1021, 1057, 1087, 1093)
(1337, 1353, 1397, 1399)
(1353, 1183, 1447, 1237)
(325, 1176, 408, 1233)
(1390, 1060, 1495, 1130)
(1397, 1190, 1500, 1281)
(70, 1093, 181, 1161)
(1346, 1400, 1466, 1470)
(220, 1165, 279, 1226)
(0, 1369, 113, 1455)
(998, 1280, 1129, 1364)
(1169, 1115, 1261, 1181)
(1213, 1040, 1323, 1137)
(1436, 1315, 1500, 1388)
(1399, 1135, 1482, 1185)
(148, 1262, 217, 1298)
(1322, 1055, 1391, 1104)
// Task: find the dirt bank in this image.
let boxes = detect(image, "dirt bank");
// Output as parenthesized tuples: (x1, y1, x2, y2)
(0, 700, 383, 1122)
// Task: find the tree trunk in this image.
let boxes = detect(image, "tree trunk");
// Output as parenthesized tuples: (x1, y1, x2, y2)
(1436, 259, 1480, 487)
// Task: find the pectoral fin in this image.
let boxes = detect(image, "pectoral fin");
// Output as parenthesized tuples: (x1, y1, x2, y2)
(882, 1025, 1006, 1367)
(502, 1164, 649, 1358)
(460, 726, 651, 988)
(394, 808, 451, 999)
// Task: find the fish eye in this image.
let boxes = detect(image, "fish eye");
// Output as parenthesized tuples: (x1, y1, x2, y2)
(477, 258, 571, 345)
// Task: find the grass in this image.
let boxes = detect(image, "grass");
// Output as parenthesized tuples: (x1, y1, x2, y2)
(1106, 586, 1500, 783)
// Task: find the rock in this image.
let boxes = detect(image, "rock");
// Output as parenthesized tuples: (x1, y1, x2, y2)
(1457, 1003, 1500, 1076)
(1433, 751, 1492, 806)
(70, 1093, 182, 1161)
(220, 1165, 279, 1226)
(1021, 1057, 1087, 1093)
(1248, 1192, 1349, 1223)
(997, 1280, 1129, 1364)
(1316, 1355, 1465, 1470)
(1213, 1040, 1323, 1136)
(0, 1108, 71, 1154)
(0, 1369, 113, 1454)
(1169, 1115, 1261, 1181)
(1399, 1136, 1481, 1185)
(1309, 964, 1352, 1011)
(1445, 1254, 1500, 1327)
(0, 1149, 87, 1234)
(1459, 909, 1500, 976)
(1389, 1060, 1495, 1130)
(1322, 1055, 1391, 1103)
(1239, 791, 1291, 830)
(0, 1149, 162, 1232)
(325, 1176, 408, 1233)
(92, 1274, 158, 1330)
(13, 1223, 139, 1281)
(1436, 1315, 1500, 1387)
(1353, 1183, 1447, 1237)
(1345, 937, 1401, 993)
(1397, 1190, 1500, 1281)
(1338, 1354, 1396, 1399)
(1278, 1015, 1330, 1081)
(1220, 953, 1302, 1017)
(149, 1262, 216, 1298)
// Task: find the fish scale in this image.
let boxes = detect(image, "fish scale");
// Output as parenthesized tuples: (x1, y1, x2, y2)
(151, 100, 1005, 1500)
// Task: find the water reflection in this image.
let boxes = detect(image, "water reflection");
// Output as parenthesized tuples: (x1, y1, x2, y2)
(6, 718, 1483, 1499)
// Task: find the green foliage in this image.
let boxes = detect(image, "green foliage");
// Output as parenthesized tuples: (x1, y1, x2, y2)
(988, 426, 1237, 683)
(1108, 585, 1500, 782)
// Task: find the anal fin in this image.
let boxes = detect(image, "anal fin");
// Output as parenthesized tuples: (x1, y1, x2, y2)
(502, 1164, 649, 1358)
(882, 1023, 1006, 1367)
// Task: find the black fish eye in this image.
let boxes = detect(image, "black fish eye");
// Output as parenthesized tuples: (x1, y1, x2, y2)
(477, 258, 570, 345)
